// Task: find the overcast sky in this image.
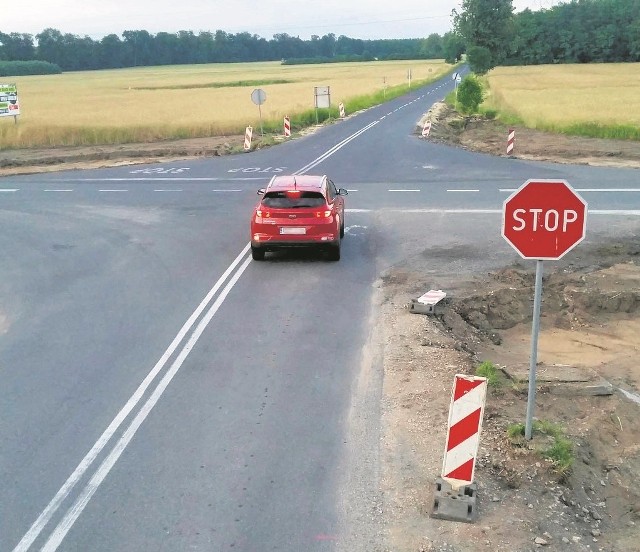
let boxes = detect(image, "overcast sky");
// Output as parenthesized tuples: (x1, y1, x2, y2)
(9, 1, 563, 41)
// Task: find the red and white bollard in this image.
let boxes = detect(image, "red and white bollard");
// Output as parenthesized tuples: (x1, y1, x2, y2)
(244, 126, 253, 151)
(441, 374, 487, 485)
(507, 128, 515, 155)
(283, 116, 291, 137)
(422, 120, 432, 137)
(431, 374, 487, 523)
(339, 102, 345, 119)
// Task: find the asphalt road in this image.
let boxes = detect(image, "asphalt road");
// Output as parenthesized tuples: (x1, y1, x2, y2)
(2, 70, 640, 552)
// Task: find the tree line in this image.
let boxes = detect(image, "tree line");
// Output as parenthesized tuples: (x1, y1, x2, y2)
(455, 0, 640, 73)
(1, 0, 638, 75)
(0, 29, 444, 71)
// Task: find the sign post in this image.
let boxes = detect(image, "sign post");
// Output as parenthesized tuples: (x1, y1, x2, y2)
(502, 179, 587, 439)
(314, 86, 331, 125)
(250, 88, 266, 136)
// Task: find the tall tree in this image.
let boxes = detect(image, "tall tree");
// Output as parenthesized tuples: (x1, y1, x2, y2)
(453, 0, 514, 69)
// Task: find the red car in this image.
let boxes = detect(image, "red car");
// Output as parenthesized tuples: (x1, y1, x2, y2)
(250, 174, 348, 261)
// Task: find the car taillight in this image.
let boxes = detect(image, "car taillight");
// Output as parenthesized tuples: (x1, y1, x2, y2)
(256, 209, 271, 218)
(315, 210, 332, 218)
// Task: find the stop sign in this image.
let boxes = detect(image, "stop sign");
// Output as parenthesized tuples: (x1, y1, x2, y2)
(502, 179, 587, 260)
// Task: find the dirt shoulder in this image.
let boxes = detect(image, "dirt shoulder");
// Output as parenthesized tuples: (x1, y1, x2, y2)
(379, 245, 640, 552)
(419, 102, 640, 170)
(0, 135, 245, 176)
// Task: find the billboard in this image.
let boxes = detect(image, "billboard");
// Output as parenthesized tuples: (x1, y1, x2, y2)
(0, 84, 20, 117)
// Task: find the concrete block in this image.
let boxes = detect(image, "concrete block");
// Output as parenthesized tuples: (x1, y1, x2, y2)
(430, 477, 478, 523)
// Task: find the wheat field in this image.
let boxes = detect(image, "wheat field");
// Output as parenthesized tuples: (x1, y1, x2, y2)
(0, 60, 451, 148)
(484, 63, 640, 135)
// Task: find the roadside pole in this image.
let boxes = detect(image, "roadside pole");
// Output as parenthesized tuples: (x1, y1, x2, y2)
(525, 260, 544, 439)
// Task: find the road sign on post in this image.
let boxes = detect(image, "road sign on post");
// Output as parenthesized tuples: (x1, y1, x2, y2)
(502, 179, 587, 439)
(502, 179, 587, 260)
(251, 88, 266, 136)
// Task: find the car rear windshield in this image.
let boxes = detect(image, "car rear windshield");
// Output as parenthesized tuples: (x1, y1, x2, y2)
(262, 191, 326, 208)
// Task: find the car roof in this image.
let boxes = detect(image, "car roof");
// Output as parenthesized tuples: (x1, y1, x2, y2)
(267, 175, 326, 192)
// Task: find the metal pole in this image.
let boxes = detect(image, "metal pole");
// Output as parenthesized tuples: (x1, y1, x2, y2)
(258, 104, 263, 136)
(525, 260, 544, 440)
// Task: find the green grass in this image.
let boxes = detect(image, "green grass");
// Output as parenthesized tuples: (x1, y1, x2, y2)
(543, 121, 640, 141)
(507, 420, 574, 480)
(475, 361, 502, 387)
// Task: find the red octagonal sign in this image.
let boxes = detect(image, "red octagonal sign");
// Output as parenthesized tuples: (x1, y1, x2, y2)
(502, 179, 587, 260)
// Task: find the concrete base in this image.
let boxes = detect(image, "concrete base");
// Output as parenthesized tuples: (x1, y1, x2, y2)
(409, 300, 437, 315)
(430, 478, 478, 523)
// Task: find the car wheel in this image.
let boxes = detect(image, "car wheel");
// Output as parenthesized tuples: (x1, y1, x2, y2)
(251, 245, 265, 261)
(327, 240, 341, 261)
(340, 216, 345, 238)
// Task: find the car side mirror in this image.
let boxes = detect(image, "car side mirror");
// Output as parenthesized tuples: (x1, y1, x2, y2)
(338, 188, 348, 195)
(257, 188, 265, 195)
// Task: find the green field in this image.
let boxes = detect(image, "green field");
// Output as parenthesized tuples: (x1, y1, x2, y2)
(483, 63, 640, 141)
(0, 60, 453, 149)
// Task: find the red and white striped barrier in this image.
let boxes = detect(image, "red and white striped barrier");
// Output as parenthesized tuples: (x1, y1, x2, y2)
(422, 120, 432, 137)
(441, 375, 487, 487)
(507, 128, 515, 155)
(284, 116, 291, 137)
(339, 102, 345, 119)
(244, 126, 253, 151)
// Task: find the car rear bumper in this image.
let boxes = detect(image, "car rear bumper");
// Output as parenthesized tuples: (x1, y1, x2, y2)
(251, 234, 339, 249)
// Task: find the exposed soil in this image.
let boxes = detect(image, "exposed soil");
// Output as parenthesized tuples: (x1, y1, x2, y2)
(378, 246, 640, 552)
(3, 105, 640, 551)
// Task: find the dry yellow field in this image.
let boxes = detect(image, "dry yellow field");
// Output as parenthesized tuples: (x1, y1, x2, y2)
(0, 60, 451, 148)
(485, 63, 640, 128)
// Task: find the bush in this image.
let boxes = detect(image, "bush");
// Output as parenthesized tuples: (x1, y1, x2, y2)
(0, 60, 62, 76)
(457, 75, 484, 115)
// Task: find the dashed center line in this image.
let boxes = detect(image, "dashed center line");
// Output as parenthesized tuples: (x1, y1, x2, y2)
(389, 189, 420, 192)
(99, 189, 129, 193)
(447, 189, 480, 193)
(154, 189, 183, 192)
(44, 189, 74, 193)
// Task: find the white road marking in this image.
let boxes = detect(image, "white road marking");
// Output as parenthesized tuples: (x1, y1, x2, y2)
(99, 189, 128, 193)
(389, 189, 420, 192)
(0, 188, 18, 192)
(447, 189, 480, 193)
(211, 189, 242, 192)
(40, 256, 254, 552)
(44, 189, 74, 193)
(12, 244, 251, 552)
(295, 120, 379, 174)
(154, 189, 183, 192)
(346, 189, 359, 192)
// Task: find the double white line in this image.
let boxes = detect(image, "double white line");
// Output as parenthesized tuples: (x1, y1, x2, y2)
(13, 114, 384, 551)
(295, 120, 379, 175)
(13, 246, 252, 552)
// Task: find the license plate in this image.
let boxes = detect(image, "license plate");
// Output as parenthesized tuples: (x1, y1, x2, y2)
(280, 227, 306, 235)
